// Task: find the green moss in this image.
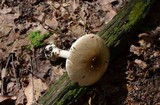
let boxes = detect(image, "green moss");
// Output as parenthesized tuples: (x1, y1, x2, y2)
(57, 87, 86, 105)
(29, 31, 50, 48)
(124, 0, 150, 30)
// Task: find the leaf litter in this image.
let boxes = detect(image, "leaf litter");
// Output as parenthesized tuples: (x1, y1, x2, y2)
(125, 27, 160, 104)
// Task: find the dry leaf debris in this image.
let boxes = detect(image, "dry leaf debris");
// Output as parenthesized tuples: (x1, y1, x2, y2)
(126, 27, 160, 104)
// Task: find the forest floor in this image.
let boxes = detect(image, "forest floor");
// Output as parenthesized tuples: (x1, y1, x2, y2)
(0, 0, 160, 105)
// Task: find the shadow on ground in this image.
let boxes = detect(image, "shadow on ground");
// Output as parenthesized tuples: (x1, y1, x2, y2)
(90, 56, 128, 105)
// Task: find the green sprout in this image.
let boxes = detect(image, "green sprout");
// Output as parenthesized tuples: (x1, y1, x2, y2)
(29, 31, 50, 48)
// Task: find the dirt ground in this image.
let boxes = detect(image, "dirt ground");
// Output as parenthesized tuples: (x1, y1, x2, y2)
(0, 0, 160, 105)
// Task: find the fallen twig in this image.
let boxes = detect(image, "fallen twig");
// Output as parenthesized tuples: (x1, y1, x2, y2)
(1, 54, 12, 95)
(11, 53, 20, 88)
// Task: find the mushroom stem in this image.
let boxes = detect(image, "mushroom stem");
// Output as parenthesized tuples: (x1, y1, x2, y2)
(52, 47, 70, 59)
(45, 44, 70, 60)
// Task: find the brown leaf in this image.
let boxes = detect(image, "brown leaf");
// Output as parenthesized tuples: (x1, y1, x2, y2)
(44, 33, 58, 44)
(11, 37, 30, 55)
(0, 7, 12, 14)
(0, 26, 12, 38)
(24, 75, 34, 105)
(88, 14, 102, 31)
(70, 0, 79, 13)
(15, 89, 26, 105)
(31, 24, 48, 36)
(24, 75, 48, 105)
(0, 95, 16, 103)
(60, 6, 69, 17)
(1, 68, 7, 79)
(0, 13, 19, 27)
(4, 29, 19, 46)
(130, 45, 141, 56)
(70, 24, 85, 36)
(153, 51, 160, 57)
(105, 9, 117, 24)
(35, 60, 52, 79)
(52, 66, 65, 81)
(0, 49, 3, 60)
(99, 0, 113, 11)
(7, 82, 17, 95)
(33, 78, 48, 100)
(53, 2, 60, 9)
(134, 59, 147, 69)
(45, 17, 58, 29)
(79, 6, 87, 24)
(98, 0, 117, 24)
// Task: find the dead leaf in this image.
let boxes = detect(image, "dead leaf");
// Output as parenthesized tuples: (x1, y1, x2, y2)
(33, 4, 46, 21)
(138, 33, 148, 38)
(88, 14, 102, 31)
(45, 17, 58, 29)
(52, 66, 65, 81)
(79, 6, 87, 24)
(1, 68, 7, 79)
(134, 59, 147, 69)
(0, 95, 16, 103)
(153, 51, 160, 57)
(0, 7, 12, 14)
(70, 24, 85, 36)
(34, 12, 45, 22)
(72, 0, 79, 10)
(98, 0, 117, 24)
(0, 49, 3, 60)
(0, 26, 12, 38)
(35, 60, 52, 79)
(24, 75, 48, 105)
(33, 78, 48, 100)
(105, 9, 117, 24)
(15, 89, 26, 105)
(53, 2, 60, 9)
(31, 24, 48, 36)
(139, 39, 151, 48)
(0, 14, 19, 27)
(69, 0, 79, 13)
(3, 29, 20, 46)
(60, 6, 68, 17)
(24, 75, 34, 105)
(130, 45, 141, 56)
(7, 82, 16, 94)
(11, 37, 30, 54)
(99, 0, 113, 11)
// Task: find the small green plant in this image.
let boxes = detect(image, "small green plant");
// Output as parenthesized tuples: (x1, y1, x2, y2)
(29, 31, 50, 48)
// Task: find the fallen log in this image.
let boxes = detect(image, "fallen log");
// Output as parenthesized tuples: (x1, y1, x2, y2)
(38, 0, 155, 104)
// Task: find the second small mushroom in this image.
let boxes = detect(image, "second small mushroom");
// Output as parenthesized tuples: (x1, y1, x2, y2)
(45, 34, 110, 86)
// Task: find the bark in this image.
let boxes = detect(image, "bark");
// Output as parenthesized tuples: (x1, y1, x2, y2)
(38, 0, 155, 105)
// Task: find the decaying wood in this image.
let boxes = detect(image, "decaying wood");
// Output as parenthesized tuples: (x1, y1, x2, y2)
(38, 0, 156, 104)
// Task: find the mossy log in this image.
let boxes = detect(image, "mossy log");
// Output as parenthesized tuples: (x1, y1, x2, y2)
(38, 0, 155, 105)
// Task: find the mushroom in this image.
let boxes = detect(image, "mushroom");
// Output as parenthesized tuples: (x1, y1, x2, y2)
(45, 34, 110, 86)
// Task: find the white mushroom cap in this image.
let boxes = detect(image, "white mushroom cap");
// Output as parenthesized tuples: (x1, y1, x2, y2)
(66, 34, 109, 86)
